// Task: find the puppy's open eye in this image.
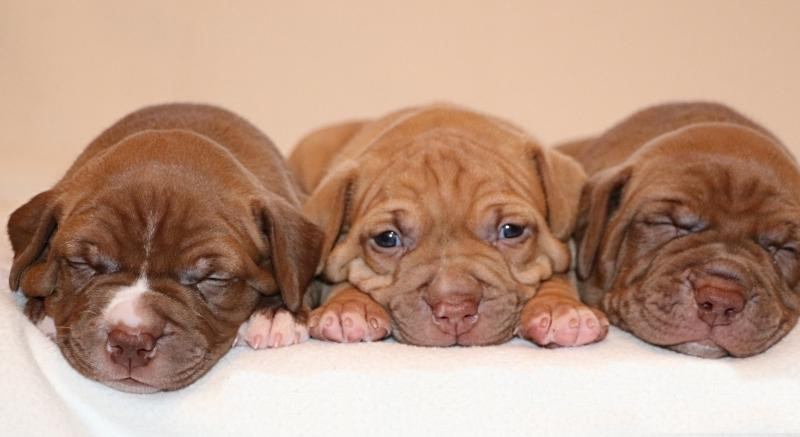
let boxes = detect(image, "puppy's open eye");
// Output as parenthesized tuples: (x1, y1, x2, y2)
(373, 230, 401, 249)
(499, 223, 525, 240)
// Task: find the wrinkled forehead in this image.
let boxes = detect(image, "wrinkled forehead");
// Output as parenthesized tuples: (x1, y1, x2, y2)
(352, 136, 547, 224)
(55, 188, 256, 274)
(627, 124, 800, 211)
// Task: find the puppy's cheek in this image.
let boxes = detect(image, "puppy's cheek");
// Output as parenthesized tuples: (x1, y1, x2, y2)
(714, 295, 795, 357)
(601, 289, 631, 331)
(324, 236, 362, 282)
(60, 313, 118, 381)
(510, 254, 553, 288)
(346, 258, 393, 292)
(147, 331, 213, 388)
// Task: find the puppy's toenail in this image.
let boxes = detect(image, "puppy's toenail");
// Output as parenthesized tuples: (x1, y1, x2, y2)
(343, 317, 353, 328)
(369, 318, 379, 329)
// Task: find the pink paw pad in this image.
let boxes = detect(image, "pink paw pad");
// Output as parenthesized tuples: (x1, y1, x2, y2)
(522, 301, 609, 347)
(309, 299, 390, 343)
(234, 309, 309, 349)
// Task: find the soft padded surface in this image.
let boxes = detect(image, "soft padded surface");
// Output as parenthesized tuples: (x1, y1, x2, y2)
(1, 209, 798, 436)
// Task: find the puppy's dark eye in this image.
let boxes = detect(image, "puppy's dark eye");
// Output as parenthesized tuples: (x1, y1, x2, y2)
(373, 230, 401, 248)
(499, 223, 525, 240)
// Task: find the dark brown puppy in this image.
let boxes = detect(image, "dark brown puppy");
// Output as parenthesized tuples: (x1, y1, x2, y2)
(8, 104, 322, 392)
(561, 102, 800, 357)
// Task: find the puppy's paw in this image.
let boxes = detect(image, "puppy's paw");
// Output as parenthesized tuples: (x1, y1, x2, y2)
(519, 296, 609, 347)
(308, 294, 391, 343)
(234, 308, 309, 349)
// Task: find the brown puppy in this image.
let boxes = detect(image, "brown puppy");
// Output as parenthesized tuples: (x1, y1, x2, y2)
(8, 104, 322, 392)
(561, 102, 800, 358)
(290, 104, 608, 347)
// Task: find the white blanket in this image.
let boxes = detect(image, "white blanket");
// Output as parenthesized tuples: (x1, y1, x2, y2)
(1, 209, 798, 436)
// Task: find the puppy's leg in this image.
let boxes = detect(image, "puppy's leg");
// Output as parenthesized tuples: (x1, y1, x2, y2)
(308, 284, 391, 343)
(235, 304, 309, 349)
(518, 275, 609, 347)
(25, 297, 56, 340)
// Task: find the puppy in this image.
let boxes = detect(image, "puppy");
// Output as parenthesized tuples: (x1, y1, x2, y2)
(560, 102, 800, 357)
(289, 104, 608, 347)
(7, 104, 322, 392)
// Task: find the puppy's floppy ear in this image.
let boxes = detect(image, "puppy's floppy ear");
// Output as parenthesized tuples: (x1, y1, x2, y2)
(532, 145, 587, 240)
(302, 164, 359, 281)
(252, 194, 324, 312)
(575, 164, 632, 285)
(8, 190, 61, 296)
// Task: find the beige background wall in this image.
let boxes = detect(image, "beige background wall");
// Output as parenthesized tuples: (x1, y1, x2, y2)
(2, 0, 799, 211)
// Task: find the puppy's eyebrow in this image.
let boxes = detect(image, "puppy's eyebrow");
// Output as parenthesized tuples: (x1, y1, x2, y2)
(656, 198, 686, 206)
(63, 241, 120, 271)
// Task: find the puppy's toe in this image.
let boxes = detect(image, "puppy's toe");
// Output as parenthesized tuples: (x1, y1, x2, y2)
(268, 309, 310, 347)
(550, 304, 581, 346)
(340, 301, 369, 342)
(520, 298, 609, 348)
(308, 298, 391, 343)
(574, 307, 609, 346)
(235, 310, 274, 349)
(364, 303, 391, 341)
(236, 308, 309, 349)
(520, 304, 554, 345)
(309, 304, 345, 342)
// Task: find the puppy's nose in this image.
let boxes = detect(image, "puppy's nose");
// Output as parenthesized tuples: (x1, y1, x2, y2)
(431, 299, 480, 336)
(107, 327, 160, 369)
(694, 284, 746, 327)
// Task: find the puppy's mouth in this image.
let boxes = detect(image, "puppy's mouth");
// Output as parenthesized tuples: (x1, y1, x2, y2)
(103, 377, 161, 394)
(668, 339, 729, 359)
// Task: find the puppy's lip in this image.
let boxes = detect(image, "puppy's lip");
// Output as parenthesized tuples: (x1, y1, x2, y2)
(668, 339, 729, 359)
(103, 377, 161, 394)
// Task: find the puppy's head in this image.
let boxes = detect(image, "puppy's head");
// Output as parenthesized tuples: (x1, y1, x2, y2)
(8, 130, 321, 392)
(305, 115, 585, 346)
(576, 123, 800, 357)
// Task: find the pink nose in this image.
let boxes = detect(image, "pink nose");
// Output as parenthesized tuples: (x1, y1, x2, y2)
(431, 299, 480, 336)
(694, 285, 746, 327)
(107, 327, 160, 369)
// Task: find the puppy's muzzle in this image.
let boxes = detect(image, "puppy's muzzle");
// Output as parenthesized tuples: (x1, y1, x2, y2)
(424, 267, 483, 336)
(430, 298, 480, 336)
(688, 260, 749, 328)
(107, 325, 163, 369)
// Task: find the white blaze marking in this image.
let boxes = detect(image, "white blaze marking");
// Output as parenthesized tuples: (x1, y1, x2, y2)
(104, 276, 150, 329)
(141, 213, 157, 276)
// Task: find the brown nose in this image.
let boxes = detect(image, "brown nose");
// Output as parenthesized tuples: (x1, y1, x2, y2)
(107, 327, 160, 369)
(431, 299, 479, 336)
(694, 285, 746, 327)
